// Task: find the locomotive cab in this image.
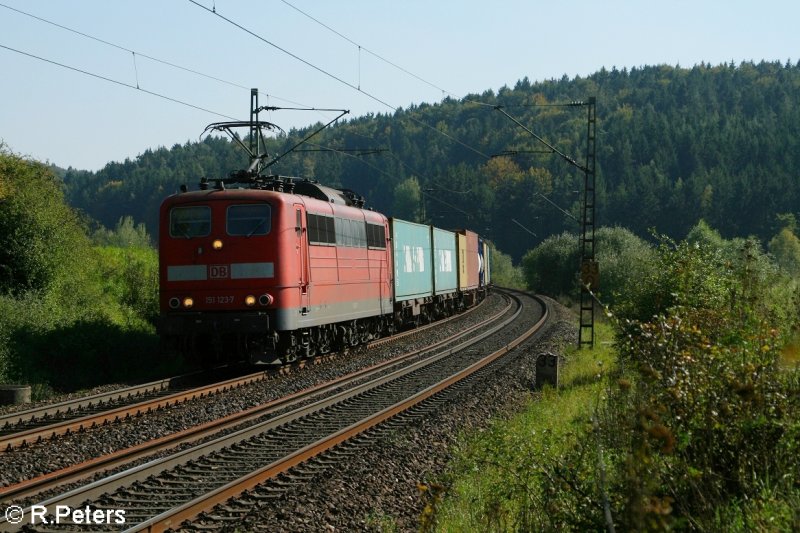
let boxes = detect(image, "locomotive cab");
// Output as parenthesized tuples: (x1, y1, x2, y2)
(158, 188, 295, 363)
(158, 180, 394, 366)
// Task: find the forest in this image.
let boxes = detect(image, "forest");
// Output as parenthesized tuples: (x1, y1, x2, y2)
(61, 60, 800, 261)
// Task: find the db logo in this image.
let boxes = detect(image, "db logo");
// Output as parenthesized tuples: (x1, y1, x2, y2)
(209, 265, 229, 279)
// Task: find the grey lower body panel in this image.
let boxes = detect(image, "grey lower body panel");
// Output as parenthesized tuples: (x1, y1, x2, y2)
(276, 298, 394, 330)
(159, 312, 270, 336)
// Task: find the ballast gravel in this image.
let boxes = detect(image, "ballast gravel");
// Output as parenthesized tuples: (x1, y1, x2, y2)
(0, 294, 510, 489)
(205, 297, 577, 532)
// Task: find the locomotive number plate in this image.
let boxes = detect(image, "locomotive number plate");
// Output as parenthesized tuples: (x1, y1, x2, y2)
(209, 264, 229, 279)
(205, 295, 235, 304)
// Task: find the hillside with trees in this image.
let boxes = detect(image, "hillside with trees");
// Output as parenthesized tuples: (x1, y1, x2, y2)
(63, 60, 800, 261)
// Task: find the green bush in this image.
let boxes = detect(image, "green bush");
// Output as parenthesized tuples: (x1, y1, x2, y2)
(437, 228, 799, 531)
(91, 215, 152, 248)
(0, 149, 166, 393)
(521, 230, 578, 296)
(488, 244, 526, 289)
(94, 246, 159, 325)
(769, 227, 800, 278)
(0, 148, 96, 297)
(562, 236, 798, 530)
(521, 226, 656, 304)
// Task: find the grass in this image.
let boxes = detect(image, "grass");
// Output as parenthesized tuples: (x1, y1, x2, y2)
(433, 321, 617, 532)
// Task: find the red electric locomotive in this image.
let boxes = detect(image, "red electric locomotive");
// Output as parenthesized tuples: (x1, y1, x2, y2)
(158, 177, 393, 363)
(158, 93, 492, 364)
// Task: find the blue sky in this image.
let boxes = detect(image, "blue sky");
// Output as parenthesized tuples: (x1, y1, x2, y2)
(1, 0, 798, 171)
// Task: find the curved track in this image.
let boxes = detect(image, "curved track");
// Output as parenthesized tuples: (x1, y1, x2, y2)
(0, 296, 486, 453)
(0, 294, 509, 504)
(0, 289, 547, 532)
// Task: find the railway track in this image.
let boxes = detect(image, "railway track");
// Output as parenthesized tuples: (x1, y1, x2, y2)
(0, 375, 190, 438)
(0, 294, 508, 504)
(0, 289, 546, 532)
(0, 296, 484, 454)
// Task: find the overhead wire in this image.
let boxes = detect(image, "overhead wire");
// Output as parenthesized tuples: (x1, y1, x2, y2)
(271, 0, 487, 194)
(301, 114, 475, 198)
(0, 43, 239, 121)
(0, 3, 406, 191)
(187, 0, 492, 161)
(4, 0, 489, 164)
(278, 0, 459, 99)
(299, 141, 472, 218)
(274, 0, 490, 191)
(278, 3, 583, 128)
(0, 1, 308, 110)
(3, 0, 483, 203)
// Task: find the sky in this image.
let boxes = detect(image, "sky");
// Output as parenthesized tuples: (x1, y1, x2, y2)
(1, 0, 798, 171)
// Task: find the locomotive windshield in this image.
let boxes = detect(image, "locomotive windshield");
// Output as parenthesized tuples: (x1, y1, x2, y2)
(227, 204, 271, 237)
(170, 206, 211, 238)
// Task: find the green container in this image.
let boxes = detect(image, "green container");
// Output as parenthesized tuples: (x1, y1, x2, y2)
(432, 227, 457, 295)
(390, 218, 433, 301)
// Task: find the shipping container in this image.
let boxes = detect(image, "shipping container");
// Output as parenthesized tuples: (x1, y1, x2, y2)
(390, 218, 433, 302)
(432, 227, 458, 295)
(479, 237, 492, 287)
(457, 232, 467, 291)
(457, 229, 479, 291)
(482, 240, 492, 286)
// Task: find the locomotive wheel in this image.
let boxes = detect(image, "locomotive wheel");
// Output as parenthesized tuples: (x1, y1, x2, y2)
(318, 326, 332, 354)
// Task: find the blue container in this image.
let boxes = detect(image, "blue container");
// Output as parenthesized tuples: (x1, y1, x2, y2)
(432, 227, 457, 295)
(390, 219, 433, 301)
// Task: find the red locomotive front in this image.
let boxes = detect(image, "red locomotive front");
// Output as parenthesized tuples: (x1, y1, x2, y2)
(158, 180, 393, 364)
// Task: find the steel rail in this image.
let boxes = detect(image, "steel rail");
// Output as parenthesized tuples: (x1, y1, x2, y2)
(0, 296, 479, 453)
(0, 370, 273, 452)
(0, 376, 188, 431)
(137, 292, 547, 532)
(0, 292, 522, 531)
(0, 295, 485, 452)
(0, 294, 509, 503)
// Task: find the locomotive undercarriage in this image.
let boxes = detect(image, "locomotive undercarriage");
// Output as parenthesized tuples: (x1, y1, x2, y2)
(163, 314, 396, 366)
(245, 314, 395, 364)
(163, 289, 486, 366)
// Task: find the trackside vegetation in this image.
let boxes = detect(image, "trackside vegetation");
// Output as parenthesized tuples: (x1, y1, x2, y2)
(0, 148, 170, 396)
(434, 224, 800, 531)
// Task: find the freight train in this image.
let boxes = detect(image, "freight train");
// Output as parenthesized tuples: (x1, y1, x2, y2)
(158, 176, 491, 364)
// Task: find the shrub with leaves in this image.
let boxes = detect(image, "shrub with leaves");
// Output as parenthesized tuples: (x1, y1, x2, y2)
(598, 235, 800, 530)
(436, 229, 799, 532)
(0, 146, 96, 298)
(94, 246, 159, 325)
(91, 215, 152, 248)
(0, 149, 165, 393)
(488, 244, 526, 290)
(521, 226, 656, 304)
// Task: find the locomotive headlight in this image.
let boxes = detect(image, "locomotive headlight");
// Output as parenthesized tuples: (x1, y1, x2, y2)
(169, 297, 180, 309)
(259, 293, 273, 306)
(245, 295, 256, 307)
(182, 297, 194, 309)
(212, 239, 223, 250)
